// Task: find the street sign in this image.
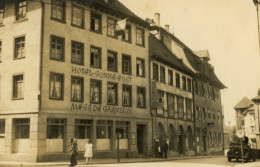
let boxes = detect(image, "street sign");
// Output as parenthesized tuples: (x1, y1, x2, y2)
(236, 130, 245, 138)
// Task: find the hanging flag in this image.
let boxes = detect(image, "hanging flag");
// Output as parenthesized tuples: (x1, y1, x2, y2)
(116, 18, 127, 36)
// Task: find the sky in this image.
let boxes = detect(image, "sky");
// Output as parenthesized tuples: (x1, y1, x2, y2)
(119, 0, 260, 126)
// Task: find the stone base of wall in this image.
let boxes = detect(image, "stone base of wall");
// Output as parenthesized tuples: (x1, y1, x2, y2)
(0, 153, 37, 162)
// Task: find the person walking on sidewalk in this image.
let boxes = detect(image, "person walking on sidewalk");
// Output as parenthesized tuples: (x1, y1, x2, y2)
(69, 138, 78, 166)
(84, 139, 93, 164)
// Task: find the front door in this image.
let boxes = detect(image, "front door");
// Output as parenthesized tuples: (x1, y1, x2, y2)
(179, 135, 183, 154)
(203, 135, 206, 152)
(137, 125, 145, 154)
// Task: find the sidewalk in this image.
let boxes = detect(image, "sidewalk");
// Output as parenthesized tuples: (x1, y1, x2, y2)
(0, 155, 219, 166)
(234, 161, 260, 167)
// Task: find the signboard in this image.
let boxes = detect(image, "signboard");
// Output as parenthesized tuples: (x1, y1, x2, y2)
(236, 130, 245, 139)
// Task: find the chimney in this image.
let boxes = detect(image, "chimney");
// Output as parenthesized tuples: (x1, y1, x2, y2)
(165, 25, 169, 32)
(154, 13, 160, 27)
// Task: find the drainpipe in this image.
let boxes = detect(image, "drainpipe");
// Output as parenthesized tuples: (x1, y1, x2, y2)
(192, 78, 197, 156)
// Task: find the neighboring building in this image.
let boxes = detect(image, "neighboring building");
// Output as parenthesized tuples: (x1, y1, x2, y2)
(223, 125, 236, 150)
(0, 0, 152, 162)
(252, 89, 260, 149)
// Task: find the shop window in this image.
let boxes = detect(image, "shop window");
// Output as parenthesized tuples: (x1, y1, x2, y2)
(107, 51, 117, 71)
(71, 76, 84, 102)
(90, 46, 101, 68)
(122, 85, 131, 106)
(13, 74, 24, 99)
(15, 118, 30, 139)
(51, 0, 65, 22)
(16, 0, 27, 20)
(137, 87, 145, 108)
(177, 96, 184, 119)
(153, 63, 158, 81)
(160, 66, 165, 83)
(75, 119, 92, 139)
(72, 6, 84, 27)
(122, 24, 131, 42)
(175, 73, 180, 88)
(186, 99, 192, 120)
(168, 70, 173, 86)
(0, 2, 4, 24)
(116, 121, 129, 150)
(96, 120, 112, 150)
(49, 73, 64, 100)
(182, 76, 186, 91)
(122, 54, 131, 74)
(107, 18, 116, 37)
(136, 28, 144, 46)
(50, 35, 64, 61)
(71, 41, 84, 65)
(136, 58, 145, 77)
(187, 78, 191, 92)
(107, 82, 117, 105)
(47, 118, 65, 139)
(90, 80, 101, 103)
(15, 36, 25, 59)
(167, 93, 175, 117)
(90, 12, 101, 33)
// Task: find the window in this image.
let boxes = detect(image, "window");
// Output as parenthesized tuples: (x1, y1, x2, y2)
(177, 96, 184, 119)
(168, 70, 173, 86)
(90, 80, 101, 103)
(176, 73, 180, 88)
(90, 46, 101, 68)
(96, 120, 112, 150)
(107, 18, 116, 37)
(122, 54, 131, 74)
(15, 36, 25, 59)
(153, 63, 158, 81)
(0, 2, 4, 24)
(16, 0, 27, 20)
(186, 99, 192, 120)
(71, 41, 84, 65)
(47, 118, 66, 139)
(0, 41, 2, 62)
(122, 85, 131, 106)
(167, 93, 175, 117)
(195, 106, 199, 120)
(0, 120, 5, 138)
(13, 74, 24, 99)
(158, 91, 164, 104)
(122, 25, 131, 42)
(201, 83, 205, 97)
(136, 28, 144, 46)
(50, 36, 64, 61)
(15, 118, 30, 139)
(195, 81, 198, 95)
(107, 51, 117, 71)
(136, 58, 145, 77)
(107, 82, 117, 105)
(160, 66, 165, 83)
(137, 87, 145, 108)
(182, 76, 186, 90)
(51, 0, 65, 22)
(71, 77, 83, 102)
(75, 119, 92, 139)
(116, 121, 129, 150)
(203, 108, 206, 121)
(49, 73, 64, 100)
(72, 6, 84, 27)
(187, 78, 191, 92)
(90, 12, 101, 33)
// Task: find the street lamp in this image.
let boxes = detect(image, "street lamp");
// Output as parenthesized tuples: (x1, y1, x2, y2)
(253, 0, 260, 55)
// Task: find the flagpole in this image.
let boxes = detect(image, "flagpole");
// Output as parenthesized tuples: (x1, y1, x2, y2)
(254, 0, 260, 56)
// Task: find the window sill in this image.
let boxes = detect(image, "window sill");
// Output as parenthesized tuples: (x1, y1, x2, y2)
(50, 58, 65, 62)
(13, 57, 25, 60)
(90, 101, 101, 104)
(136, 75, 145, 78)
(71, 24, 85, 30)
(121, 39, 132, 44)
(14, 18, 28, 24)
(90, 30, 102, 35)
(137, 106, 146, 109)
(71, 100, 84, 103)
(107, 69, 118, 73)
(50, 17, 66, 24)
(12, 98, 24, 100)
(136, 43, 145, 48)
(107, 35, 118, 40)
(90, 65, 102, 69)
(107, 103, 118, 106)
(49, 97, 63, 101)
(122, 105, 132, 108)
(71, 62, 84, 66)
(122, 72, 132, 76)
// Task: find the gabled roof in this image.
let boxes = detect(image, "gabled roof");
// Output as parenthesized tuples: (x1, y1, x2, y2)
(234, 97, 254, 110)
(149, 35, 195, 76)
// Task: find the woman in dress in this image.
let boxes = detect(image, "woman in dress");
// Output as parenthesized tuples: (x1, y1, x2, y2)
(84, 140, 93, 164)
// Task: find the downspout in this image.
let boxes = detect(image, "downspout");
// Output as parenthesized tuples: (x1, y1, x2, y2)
(39, 1, 44, 111)
(192, 78, 197, 156)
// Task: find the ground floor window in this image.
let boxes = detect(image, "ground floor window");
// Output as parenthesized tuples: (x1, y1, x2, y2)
(46, 118, 66, 152)
(96, 120, 112, 150)
(14, 118, 30, 153)
(116, 121, 129, 150)
(0, 119, 4, 152)
(75, 119, 92, 151)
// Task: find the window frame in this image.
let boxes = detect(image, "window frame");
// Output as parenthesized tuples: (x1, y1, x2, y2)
(71, 76, 84, 102)
(168, 69, 173, 86)
(122, 54, 131, 75)
(46, 118, 66, 139)
(71, 5, 84, 28)
(136, 58, 145, 77)
(14, 118, 30, 139)
(90, 12, 102, 34)
(153, 63, 159, 81)
(122, 24, 131, 42)
(16, 0, 27, 21)
(175, 73, 180, 88)
(51, 0, 66, 22)
(50, 35, 65, 61)
(71, 40, 84, 65)
(167, 93, 175, 118)
(107, 50, 118, 72)
(122, 84, 132, 107)
(160, 66, 165, 83)
(107, 17, 117, 38)
(14, 35, 26, 60)
(90, 79, 102, 104)
(49, 72, 64, 100)
(182, 76, 187, 91)
(90, 45, 102, 68)
(137, 86, 146, 108)
(136, 28, 145, 46)
(12, 73, 24, 100)
(107, 82, 118, 106)
(0, 2, 5, 24)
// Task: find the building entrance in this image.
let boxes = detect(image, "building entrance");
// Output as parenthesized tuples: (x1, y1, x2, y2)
(179, 135, 184, 154)
(203, 135, 207, 152)
(137, 124, 146, 155)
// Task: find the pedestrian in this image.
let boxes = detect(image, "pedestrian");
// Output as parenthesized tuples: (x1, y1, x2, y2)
(154, 138, 160, 158)
(69, 138, 78, 166)
(163, 140, 168, 159)
(159, 142, 164, 158)
(84, 139, 93, 164)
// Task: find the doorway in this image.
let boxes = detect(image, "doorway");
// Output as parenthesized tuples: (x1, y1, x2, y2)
(137, 124, 146, 155)
(179, 135, 183, 154)
(203, 135, 206, 152)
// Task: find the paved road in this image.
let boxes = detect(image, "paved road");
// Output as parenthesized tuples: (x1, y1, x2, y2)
(0, 156, 259, 167)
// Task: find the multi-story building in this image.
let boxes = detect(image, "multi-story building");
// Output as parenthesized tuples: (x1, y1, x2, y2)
(0, 0, 152, 162)
(252, 88, 260, 149)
